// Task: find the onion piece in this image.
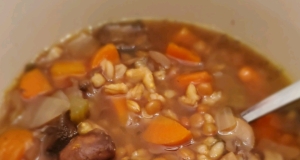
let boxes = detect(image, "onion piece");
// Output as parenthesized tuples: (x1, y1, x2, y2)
(17, 91, 70, 128)
(257, 139, 300, 159)
(215, 107, 236, 132)
(66, 33, 99, 58)
(52, 90, 69, 102)
(30, 97, 70, 128)
(149, 51, 171, 69)
(64, 86, 83, 98)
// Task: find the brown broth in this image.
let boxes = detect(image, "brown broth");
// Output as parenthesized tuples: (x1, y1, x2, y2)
(0, 20, 296, 160)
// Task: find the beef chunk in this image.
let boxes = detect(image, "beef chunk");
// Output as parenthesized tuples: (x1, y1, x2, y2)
(94, 21, 151, 53)
(44, 113, 78, 155)
(60, 129, 116, 160)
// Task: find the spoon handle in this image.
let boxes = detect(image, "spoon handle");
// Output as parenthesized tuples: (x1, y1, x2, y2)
(241, 81, 300, 122)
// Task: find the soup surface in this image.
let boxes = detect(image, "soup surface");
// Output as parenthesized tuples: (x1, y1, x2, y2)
(0, 20, 299, 160)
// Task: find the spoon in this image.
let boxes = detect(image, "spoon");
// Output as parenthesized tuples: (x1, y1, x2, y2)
(241, 81, 300, 122)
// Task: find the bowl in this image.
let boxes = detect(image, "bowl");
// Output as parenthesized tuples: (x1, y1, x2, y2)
(1, 1, 300, 159)
(0, 0, 300, 97)
(0, 0, 299, 125)
(0, 0, 300, 121)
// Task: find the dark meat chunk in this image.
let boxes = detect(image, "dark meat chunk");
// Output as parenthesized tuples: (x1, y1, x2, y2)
(60, 129, 116, 160)
(44, 113, 78, 155)
(78, 77, 99, 98)
(116, 44, 136, 53)
(94, 21, 151, 53)
(78, 79, 91, 92)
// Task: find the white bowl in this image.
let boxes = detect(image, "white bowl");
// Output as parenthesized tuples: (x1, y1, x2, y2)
(0, 0, 299, 103)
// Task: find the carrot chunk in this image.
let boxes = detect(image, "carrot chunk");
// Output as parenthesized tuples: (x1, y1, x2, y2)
(91, 44, 120, 69)
(111, 97, 128, 125)
(50, 61, 86, 88)
(0, 128, 33, 160)
(173, 28, 198, 46)
(19, 69, 52, 99)
(50, 61, 86, 78)
(175, 71, 212, 87)
(166, 43, 201, 63)
(143, 116, 192, 146)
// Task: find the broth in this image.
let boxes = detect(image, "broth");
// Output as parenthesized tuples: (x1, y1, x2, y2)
(0, 20, 298, 160)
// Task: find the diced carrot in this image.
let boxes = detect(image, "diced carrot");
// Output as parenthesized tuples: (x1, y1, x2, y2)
(143, 116, 192, 146)
(166, 43, 201, 63)
(19, 69, 53, 99)
(91, 44, 120, 69)
(50, 61, 86, 78)
(238, 66, 263, 86)
(50, 61, 86, 88)
(0, 128, 33, 160)
(111, 97, 128, 125)
(173, 28, 198, 47)
(175, 71, 212, 88)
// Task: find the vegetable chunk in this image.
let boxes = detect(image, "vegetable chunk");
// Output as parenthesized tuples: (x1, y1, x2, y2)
(50, 61, 86, 88)
(91, 44, 120, 68)
(111, 97, 129, 125)
(0, 128, 33, 160)
(143, 116, 192, 146)
(166, 43, 201, 63)
(69, 96, 89, 124)
(175, 71, 212, 87)
(19, 68, 52, 99)
(50, 61, 86, 78)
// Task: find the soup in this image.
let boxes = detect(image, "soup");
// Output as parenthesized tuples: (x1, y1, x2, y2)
(0, 20, 298, 160)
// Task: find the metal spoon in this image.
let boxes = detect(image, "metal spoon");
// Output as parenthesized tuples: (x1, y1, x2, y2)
(241, 81, 300, 122)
